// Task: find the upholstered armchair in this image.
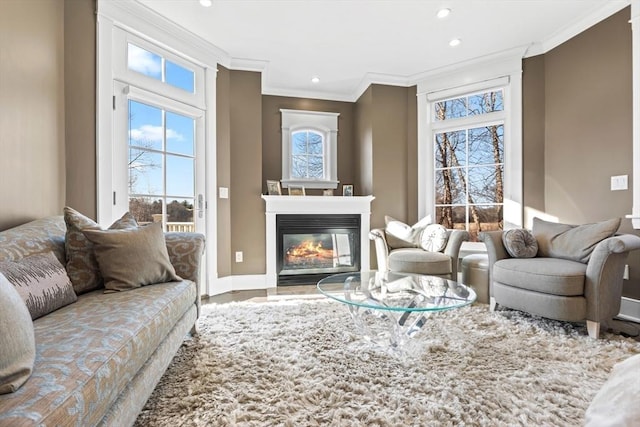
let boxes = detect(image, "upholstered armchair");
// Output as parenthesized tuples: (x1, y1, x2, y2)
(369, 216, 469, 280)
(480, 217, 640, 339)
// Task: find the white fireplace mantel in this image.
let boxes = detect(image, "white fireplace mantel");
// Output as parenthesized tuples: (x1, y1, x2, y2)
(262, 195, 375, 286)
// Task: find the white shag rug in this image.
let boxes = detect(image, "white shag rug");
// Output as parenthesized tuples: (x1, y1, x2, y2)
(134, 299, 640, 427)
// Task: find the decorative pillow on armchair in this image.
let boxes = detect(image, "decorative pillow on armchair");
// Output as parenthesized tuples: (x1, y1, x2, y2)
(83, 222, 181, 292)
(384, 215, 432, 249)
(532, 217, 621, 263)
(419, 224, 449, 252)
(502, 228, 538, 258)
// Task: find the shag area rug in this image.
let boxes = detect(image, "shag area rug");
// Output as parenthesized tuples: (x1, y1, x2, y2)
(135, 299, 640, 427)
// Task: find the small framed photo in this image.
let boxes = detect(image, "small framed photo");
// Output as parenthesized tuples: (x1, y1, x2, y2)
(322, 189, 334, 196)
(342, 184, 354, 197)
(266, 180, 282, 196)
(288, 185, 306, 196)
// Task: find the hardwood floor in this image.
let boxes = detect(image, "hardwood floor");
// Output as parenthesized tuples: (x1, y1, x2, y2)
(202, 285, 321, 305)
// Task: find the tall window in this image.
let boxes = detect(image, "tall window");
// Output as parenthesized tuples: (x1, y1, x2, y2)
(280, 109, 339, 189)
(433, 90, 505, 240)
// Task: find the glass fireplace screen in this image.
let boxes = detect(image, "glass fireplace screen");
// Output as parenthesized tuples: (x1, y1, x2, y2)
(281, 232, 356, 275)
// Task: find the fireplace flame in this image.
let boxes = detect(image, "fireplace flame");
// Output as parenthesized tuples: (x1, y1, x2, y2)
(286, 240, 334, 262)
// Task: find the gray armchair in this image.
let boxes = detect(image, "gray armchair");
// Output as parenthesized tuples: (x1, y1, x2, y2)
(480, 221, 640, 339)
(369, 228, 469, 280)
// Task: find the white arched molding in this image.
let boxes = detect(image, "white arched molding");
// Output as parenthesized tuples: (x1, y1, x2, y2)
(280, 109, 340, 189)
(417, 47, 525, 231)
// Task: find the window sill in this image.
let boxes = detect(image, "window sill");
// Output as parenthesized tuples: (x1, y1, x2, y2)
(281, 179, 339, 190)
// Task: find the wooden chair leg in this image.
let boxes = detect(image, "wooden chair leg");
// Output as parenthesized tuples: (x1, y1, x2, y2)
(489, 297, 498, 312)
(587, 320, 600, 339)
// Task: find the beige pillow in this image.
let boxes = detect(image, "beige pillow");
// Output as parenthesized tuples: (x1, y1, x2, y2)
(64, 207, 138, 294)
(532, 217, 621, 263)
(0, 272, 35, 394)
(0, 252, 77, 320)
(384, 215, 432, 249)
(82, 223, 181, 292)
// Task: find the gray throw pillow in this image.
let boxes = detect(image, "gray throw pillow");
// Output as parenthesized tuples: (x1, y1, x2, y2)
(502, 228, 538, 258)
(532, 217, 621, 263)
(83, 223, 181, 292)
(0, 252, 78, 320)
(0, 272, 35, 394)
(64, 207, 139, 294)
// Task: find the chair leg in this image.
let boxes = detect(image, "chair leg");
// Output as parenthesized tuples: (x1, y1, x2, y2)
(489, 297, 498, 312)
(587, 321, 600, 339)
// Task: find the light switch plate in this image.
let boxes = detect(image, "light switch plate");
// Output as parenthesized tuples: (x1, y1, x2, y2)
(219, 187, 229, 199)
(611, 175, 628, 191)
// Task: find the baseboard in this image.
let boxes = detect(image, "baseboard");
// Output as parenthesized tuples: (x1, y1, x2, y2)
(617, 297, 640, 323)
(206, 274, 271, 296)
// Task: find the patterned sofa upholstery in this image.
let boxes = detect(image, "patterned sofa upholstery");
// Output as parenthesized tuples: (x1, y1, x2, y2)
(0, 216, 205, 427)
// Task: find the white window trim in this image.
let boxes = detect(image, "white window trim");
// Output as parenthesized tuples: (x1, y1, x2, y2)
(280, 109, 340, 189)
(417, 48, 524, 231)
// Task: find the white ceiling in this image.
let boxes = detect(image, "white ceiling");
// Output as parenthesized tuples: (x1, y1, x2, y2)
(137, 0, 630, 102)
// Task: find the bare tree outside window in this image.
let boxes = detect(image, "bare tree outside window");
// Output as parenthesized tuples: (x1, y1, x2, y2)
(291, 130, 324, 179)
(434, 90, 504, 241)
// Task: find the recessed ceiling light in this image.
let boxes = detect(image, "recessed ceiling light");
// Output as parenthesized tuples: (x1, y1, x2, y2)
(449, 38, 461, 47)
(437, 8, 451, 19)
(311, 76, 320, 84)
(199, 0, 212, 7)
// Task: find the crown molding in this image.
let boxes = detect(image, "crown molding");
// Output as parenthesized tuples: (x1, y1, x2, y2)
(526, 0, 630, 57)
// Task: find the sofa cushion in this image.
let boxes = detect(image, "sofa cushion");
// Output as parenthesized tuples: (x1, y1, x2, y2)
(0, 252, 77, 320)
(384, 215, 432, 249)
(502, 228, 538, 258)
(388, 248, 451, 275)
(494, 257, 586, 296)
(419, 224, 449, 252)
(532, 217, 620, 264)
(0, 280, 196, 427)
(64, 207, 139, 294)
(0, 273, 35, 394)
(83, 223, 181, 292)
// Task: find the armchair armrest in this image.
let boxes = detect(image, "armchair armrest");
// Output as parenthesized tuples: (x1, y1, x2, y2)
(584, 234, 640, 325)
(164, 232, 206, 316)
(443, 229, 470, 279)
(479, 231, 510, 294)
(369, 228, 390, 272)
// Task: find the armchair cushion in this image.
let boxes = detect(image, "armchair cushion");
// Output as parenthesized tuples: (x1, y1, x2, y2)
(502, 228, 538, 258)
(532, 217, 620, 263)
(388, 248, 451, 275)
(494, 258, 586, 296)
(384, 215, 431, 249)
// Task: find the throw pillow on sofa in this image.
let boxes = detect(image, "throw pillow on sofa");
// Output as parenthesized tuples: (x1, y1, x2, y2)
(419, 223, 449, 252)
(384, 215, 432, 249)
(0, 272, 36, 394)
(532, 217, 621, 263)
(64, 207, 138, 294)
(83, 222, 181, 292)
(0, 252, 77, 320)
(502, 228, 538, 258)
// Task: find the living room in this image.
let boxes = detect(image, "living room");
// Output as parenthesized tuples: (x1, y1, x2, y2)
(1, 0, 640, 425)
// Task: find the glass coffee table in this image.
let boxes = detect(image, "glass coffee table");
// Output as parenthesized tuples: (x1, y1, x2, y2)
(317, 271, 476, 354)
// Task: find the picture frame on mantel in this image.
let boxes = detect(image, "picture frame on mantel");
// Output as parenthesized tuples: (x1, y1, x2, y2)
(266, 180, 282, 196)
(288, 185, 306, 196)
(342, 185, 354, 197)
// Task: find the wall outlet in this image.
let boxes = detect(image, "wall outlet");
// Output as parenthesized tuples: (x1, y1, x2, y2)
(235, 251, 243, 263)
(624, 264, 629, 280)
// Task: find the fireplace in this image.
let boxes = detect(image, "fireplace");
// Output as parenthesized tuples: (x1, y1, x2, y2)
(262, 195, 374, 287)
(277, 214, 360, 285)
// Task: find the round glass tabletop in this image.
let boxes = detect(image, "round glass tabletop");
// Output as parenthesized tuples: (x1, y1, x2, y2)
(317, 271, 476, 312)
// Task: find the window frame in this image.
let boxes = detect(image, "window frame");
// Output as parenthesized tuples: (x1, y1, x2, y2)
(417, 50, 524, 238)
(280, 109, 340, 189)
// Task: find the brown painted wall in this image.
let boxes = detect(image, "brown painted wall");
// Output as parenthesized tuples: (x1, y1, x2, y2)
(262, 96, 355, 196)
(64, 0, 96, 219)
(0, 0, 66, 230)
(532, 7, 640, 298)
(216, 66, 232, 277)
(354, 86, 373, 197)
(522, 54, 546, 224)
(229, 70, 264, 275)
